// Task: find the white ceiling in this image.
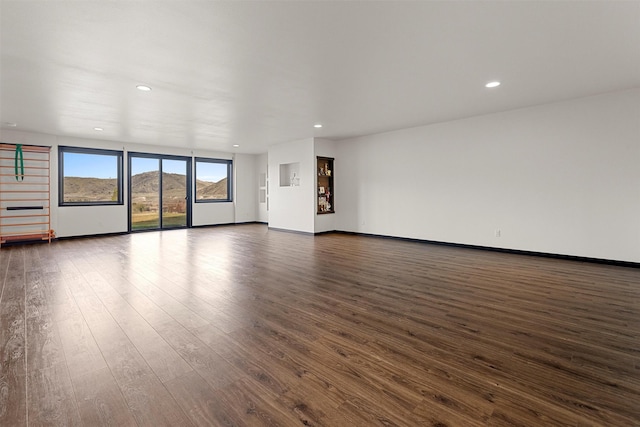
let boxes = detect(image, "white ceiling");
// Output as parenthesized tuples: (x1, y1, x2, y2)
(1, 1, 639, 154)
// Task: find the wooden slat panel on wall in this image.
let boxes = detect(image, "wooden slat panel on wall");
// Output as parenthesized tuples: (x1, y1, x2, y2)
(0, 143, 53, 246)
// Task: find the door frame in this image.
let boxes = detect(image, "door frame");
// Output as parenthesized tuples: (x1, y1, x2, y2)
(127, 152, 192, 232)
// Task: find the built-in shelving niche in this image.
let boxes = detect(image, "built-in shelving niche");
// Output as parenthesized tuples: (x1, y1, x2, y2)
(279, 162, 300, 187)
(317, 156, 334, 214)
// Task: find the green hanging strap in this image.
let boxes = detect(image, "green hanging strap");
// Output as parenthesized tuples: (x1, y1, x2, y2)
(15, 144, 24, 181)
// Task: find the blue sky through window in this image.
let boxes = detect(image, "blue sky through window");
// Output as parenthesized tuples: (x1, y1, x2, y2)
(162, 159, 186, 175)
(64, 152, 118, 179)
(65, 152, 223, 181)
(130, 157, 158, 176)
(130, 158, 187, 176)
(197, 162, 227, 183)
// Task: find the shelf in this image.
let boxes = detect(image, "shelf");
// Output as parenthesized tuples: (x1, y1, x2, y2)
(317, 156, 335, 214)
(279, 162, 300, 187)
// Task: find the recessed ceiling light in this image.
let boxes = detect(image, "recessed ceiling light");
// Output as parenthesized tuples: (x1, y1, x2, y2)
(314, 124, 323, 128)
(136, 85, 152, 91)
(485, 81, 501, 88)
(94, 127, 104, 131)
(233, 144, 240, 147)
(5, 122, 17, 127)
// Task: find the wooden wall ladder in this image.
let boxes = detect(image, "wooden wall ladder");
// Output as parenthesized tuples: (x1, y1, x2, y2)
(0, 143, 54, 247)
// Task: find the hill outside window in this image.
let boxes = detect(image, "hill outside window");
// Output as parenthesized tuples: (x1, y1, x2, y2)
(58, 146, 123, 206)
(195, 158, 232, 202)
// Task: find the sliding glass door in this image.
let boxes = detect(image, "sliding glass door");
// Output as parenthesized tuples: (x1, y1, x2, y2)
(130, 156, 160, 230)
(129, 153, 191, 231)
(161, 159, 189, 228)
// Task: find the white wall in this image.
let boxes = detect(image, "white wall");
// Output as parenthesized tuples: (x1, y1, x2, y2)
(0, 129, 257, 237)
(4, 89, 638, 262)
(256, 153, 268, 223)
(192, 202, 235, 228)
(314, 138, 338, 233)
(267, 138, 315, 233)
(264, 137, 338, 234)
(233, 153, 258, 223)
(335, 89, 640, 263)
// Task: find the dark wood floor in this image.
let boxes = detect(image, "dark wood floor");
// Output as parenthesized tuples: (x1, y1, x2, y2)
(0, 224, 638, 426)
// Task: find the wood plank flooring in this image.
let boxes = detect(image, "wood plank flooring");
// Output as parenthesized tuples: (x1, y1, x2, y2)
(1, 223, 639, 426)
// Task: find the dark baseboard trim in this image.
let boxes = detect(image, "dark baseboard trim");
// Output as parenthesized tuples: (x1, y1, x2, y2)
(331, 230, 640, 269)
(192, 222, 236, 229)
(55, 231, 129, 241)
(42, 222, 266, 244)
(7, 223, 635, 268)
(193, 221, 267, 229)
(267, 227, 315, 236)
(1, 238, 52, 247)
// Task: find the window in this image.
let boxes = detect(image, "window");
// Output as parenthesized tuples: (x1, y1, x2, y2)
(195, 158, 232, 202)
(58, 146, 123, 206)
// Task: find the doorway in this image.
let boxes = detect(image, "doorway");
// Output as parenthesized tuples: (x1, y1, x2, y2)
(128, 153, 191, 231)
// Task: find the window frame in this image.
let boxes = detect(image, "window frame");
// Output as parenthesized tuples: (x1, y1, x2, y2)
(58, 146, 124, 206)
(194, 157, 233, 203)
